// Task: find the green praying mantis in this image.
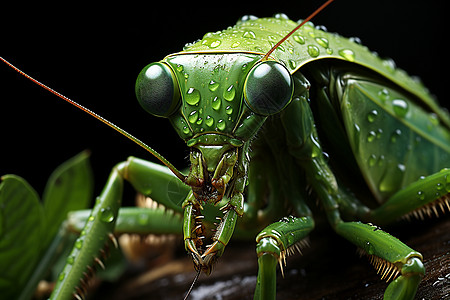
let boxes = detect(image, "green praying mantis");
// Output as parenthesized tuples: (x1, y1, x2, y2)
(1, 0, 449, 299)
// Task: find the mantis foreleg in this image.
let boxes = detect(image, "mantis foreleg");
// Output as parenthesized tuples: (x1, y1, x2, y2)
(51, 157, 189, 299)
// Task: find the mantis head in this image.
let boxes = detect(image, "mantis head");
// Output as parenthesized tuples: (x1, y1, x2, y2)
(135, 52, 293, 273)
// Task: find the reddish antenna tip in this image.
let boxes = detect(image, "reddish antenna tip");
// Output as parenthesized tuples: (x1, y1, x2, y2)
(263, 0, 335, 60)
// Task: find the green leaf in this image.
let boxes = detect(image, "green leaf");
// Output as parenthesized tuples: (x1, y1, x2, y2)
(42, 151, 94, 250)
(0, 175, 44, 299)
(0, 152, 94, 300)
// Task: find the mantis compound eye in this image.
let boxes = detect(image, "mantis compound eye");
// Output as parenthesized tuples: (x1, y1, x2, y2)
(135, 62, 181, 117)
(244, 60, 293, 116)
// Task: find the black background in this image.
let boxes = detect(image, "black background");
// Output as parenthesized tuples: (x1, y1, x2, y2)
(1, 0, 447, 196)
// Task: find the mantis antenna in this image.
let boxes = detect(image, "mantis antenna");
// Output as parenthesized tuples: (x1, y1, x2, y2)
(0, 56, 186, 182)
(263, 0, 335, 60)
(183, 266, 202, 300)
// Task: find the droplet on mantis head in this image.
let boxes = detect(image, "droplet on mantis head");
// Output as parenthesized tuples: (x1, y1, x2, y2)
(307, 45, 320, 57)
(208, 80, 220, 92)
(217, 119, 226, 131)
(211, 97, 221, 111)
(223, 85, 236, 101)
(315, 37, 329, 48)
(188, 110, 199, 123)
(293, 35, 305, 45)
(205, 115, 214, 127)
(186, 88, 201, 106)
(243, 31, 256, 39)
(338, 49, 355, 62)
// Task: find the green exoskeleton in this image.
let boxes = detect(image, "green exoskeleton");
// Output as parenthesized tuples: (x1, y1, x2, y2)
(1, 0, 449, 299)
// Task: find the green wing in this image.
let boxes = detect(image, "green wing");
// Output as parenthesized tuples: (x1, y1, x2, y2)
(340, 76, 450, 202)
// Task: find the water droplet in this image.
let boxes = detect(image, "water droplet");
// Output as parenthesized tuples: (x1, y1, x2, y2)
(138, 213, 149, 225)
(365, 241, 375, 255)
(217, 119, 226, 131)
(378, 88, 390, 102)
(367, 110, 378, 123)
(176, 64, 184, 72)
(315, 25, 328, 32)
(390, 129, 402, 143)
(208, 80, 220, 91)
(209, 40, 221, 48)
(376, 128, 383, 139)
(428, 113, 439, 126)
(397, 164, 405, 173)
(293, 35, 305, 44)
(307, 45, 320, 57)
(243, 31, 256, 39)
(368, 154, 377, 167)
(276, 43, 286, 52)
(186, 88, 201, 105)
(382, 58, 397, 73)
(88, 216, 95, 222)
(205, 115, 214, 127)
(211, 97, 221, 110)
(238, 15, 258, 24)
(274, 13, 289, 19)
(100, 207, 115, 223)
(445, 175, 450, 192)
(202, 37, 221, 48)
(349, 37, 362, 44)
(223, 85, 236, 101)
(231, 41, 241, 48)
(367, 131, 376, 142)
(225, 105, 233, 115)
(392, 99, 409, 118)
(289, 59, 297, 69)
(67, 256, 75, 265)
(416, 191, 425, 201)
(75, 239, 83, 249)
(436, 182, 444, 191)
(315, 37, 329, 48)
(58, 272, 65, 281)
(188, 110, 199, 123)
(338, 49, 355, 62)
(326, 48, 333, 55)
(182, 126, 190, 135)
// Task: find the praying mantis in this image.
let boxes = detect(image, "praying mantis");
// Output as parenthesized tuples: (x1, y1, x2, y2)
(0, 1, 448, 298)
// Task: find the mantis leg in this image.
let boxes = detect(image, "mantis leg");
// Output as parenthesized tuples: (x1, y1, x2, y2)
(335, 222, 424, 300)
(253, 216, 314, 300)
(51, 157, 189, 300)
(299, 149, 425, 300)
(282, 93, 425, 300)
(369, 169, 450, 224)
